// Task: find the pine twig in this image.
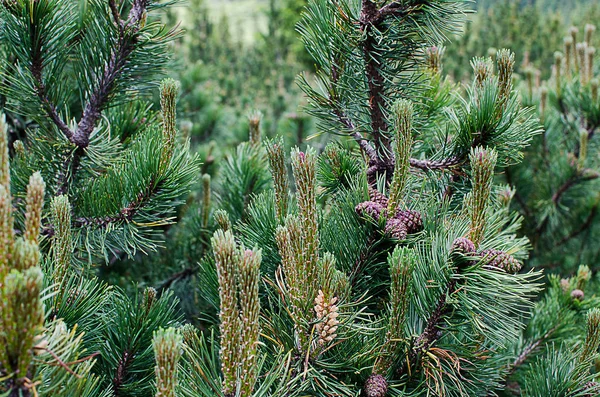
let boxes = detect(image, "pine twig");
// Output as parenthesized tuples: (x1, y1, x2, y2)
(113, 350, 131, 396)
(58, 0, 150, 194)
(507, 324, 559, 376)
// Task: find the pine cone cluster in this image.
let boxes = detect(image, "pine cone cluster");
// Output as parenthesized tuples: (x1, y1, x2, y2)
(450, 238, 522, 274)
(355, 189, 424, 241)
(362, 374, 388, 397)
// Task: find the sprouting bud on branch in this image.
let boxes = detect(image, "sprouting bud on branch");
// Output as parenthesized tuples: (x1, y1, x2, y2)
(237, 249, 261, 397)
(467, 147, 497, 247)
(554, 52, 563, 96)
(387, 99, 413, 216)
(496, 49, 515, 111)
(471, 57, 494, 89)
(581, 309, 600, 363)
(201, 174, 211, 228)
(564, 37, 573, 74)
(180, 324, 197, 346)
(579, 129, 588, 171)
(12, 237, 40, 272)
(212, 230, 262, 397)
(24, 172, 45, 245)
(248, 110, 262, 145)
(576, 43, 588, 85)
(540, 85, 549, 123)
(153, 327, 183, 397)
(291, 148, 319, 271)
(0, 267, 45, 388)
(266, 138, 289, 222)
(214, 209, 232, 231)
(586, 47, 595, 85)
(160, 78, 180, 171)
(570, 27, 580, 72)
(374, 247, 415, 375)
(143, 287, 158, 314)
(425, 46, 444, 74)
(585, 24, 596, 46)
(213, 229, 241, 395)
(0, 113, 9, 190)
(50, 195, 72, 286)
(0, 185, 14, 275)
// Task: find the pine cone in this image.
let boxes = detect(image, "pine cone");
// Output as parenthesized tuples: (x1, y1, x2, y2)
(356, 201, 385, 220)
(451, 237, 476, 254)
(480, 249, 522, 273)
(369, 188, 389, 207)
(394, 209, 423, 233)
(571, 289, 585, 301)
(363, 374, 388, 397)
(385, 218, 407, 240)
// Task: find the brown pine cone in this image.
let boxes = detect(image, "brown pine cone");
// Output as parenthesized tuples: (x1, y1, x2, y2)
(356, 201, 385, 220)
(451, 237, 476, 254)
(385, 218, 407, 240)
(369, 188, 389, 207)
(480, 249, 522, 273)
(394, 209, 423, 233)
(363, 374, 388, 397)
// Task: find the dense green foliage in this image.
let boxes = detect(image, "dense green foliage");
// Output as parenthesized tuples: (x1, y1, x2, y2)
(0, 0, 599, 396)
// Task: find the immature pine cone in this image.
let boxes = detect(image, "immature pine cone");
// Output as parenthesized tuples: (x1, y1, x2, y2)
(571, 289, 585, 301)
(385, 218, 407, 240)
(368, 188, 389, 207)
(394, 209, 423, 233)
(356, 201, 385, 220)
(363, 374, 388, 397)
(480, 249, 522, 273)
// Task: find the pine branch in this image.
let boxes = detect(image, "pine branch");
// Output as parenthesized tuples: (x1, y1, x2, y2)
(507, 324, 559, 377)
(409, 156, 465, 171)
(73, 178, 162, 228)
(156, 266, 198, 293)
(360, 0, 393, 166)
(551, 170, 599, 204)
(58, 0, 150, 194)
(27, 6, 74, 142)
(414, 279, 458, 353)
(113, 350, 132, 396)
